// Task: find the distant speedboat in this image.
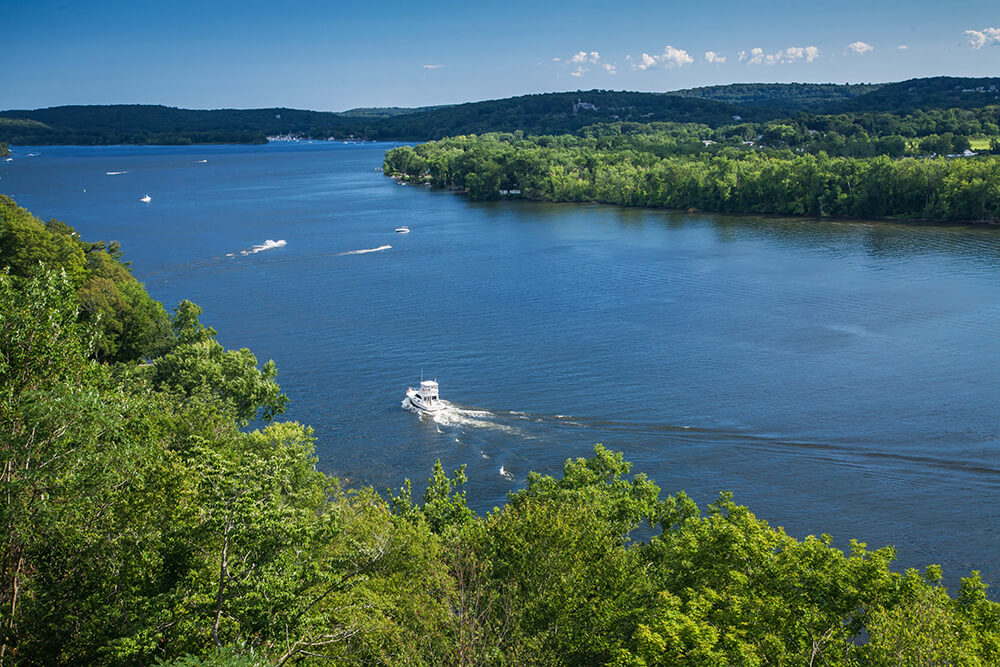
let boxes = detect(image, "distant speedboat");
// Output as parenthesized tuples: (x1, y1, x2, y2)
(140, 194, 151, 203)
(395, 226, 410, 233)
(403, 380, 444, 413)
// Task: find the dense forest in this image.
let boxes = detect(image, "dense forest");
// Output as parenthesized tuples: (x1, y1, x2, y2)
(669, 82, 883, 109)
(3, 76, 1000, 146)
(382, 119, 1000, 222)
(3, 195, 1000, 664)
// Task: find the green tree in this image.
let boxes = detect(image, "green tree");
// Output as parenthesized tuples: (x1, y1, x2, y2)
(148, 302, 287, 425)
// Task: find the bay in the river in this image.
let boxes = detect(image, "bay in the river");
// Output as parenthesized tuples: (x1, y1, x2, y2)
(4, 142, 999, 592)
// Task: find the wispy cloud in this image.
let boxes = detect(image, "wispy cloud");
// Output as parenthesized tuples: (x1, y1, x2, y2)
(631, 45, 694, 70)
(704, 51, 726, 64)
(846, 41, 874, 55)
(422, 64, 444, 69)
(964, 27, 1000, 49)
(739, 46, 819, 65)
(897, 44, 908, 50)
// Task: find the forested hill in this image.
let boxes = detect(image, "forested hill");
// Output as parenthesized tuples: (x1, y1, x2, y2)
(668, 82, 883, 109)
(370, 90, 753, 137)
(0, 105, 356, 145)
(825, 76, 1000, 112)
(3, 76, 1000, 145)
(0, 94, 752, 145)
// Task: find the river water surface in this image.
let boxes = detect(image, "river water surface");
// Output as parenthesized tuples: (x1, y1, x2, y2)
(4, 142, 999, 592)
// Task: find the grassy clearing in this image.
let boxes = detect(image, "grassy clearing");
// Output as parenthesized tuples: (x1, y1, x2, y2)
(969, 136, 997, 150)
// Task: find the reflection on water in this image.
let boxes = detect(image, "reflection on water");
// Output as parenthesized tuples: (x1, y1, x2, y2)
(4, 142, 1000, 595)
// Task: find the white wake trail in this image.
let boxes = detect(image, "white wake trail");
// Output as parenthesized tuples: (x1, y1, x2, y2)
(227, 240, 287, 257)
(338, 244, 391, 256)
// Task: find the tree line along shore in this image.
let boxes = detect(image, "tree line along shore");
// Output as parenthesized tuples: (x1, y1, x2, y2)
(383, 121, 1000, 223)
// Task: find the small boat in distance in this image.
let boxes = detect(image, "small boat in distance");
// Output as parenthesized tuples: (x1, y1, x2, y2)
(140, 194, 151, 203)
(404, 379, 444, 413)
(395, 226, 410, 233)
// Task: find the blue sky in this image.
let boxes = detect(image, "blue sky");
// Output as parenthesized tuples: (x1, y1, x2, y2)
(5, 0, 999, 111)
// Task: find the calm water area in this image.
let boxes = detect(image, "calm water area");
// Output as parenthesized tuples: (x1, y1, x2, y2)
(4, 142, 999, 593)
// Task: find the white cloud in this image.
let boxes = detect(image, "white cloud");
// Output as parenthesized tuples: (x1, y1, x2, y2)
(632, 45, 694, 70)
(965, 28, 1000, 49)
(740, 45, 819, 65)
(897, 44, 908, 50)
(847, 41, 874, 55)
(569, 50, 601, 64)
(556, 50, 612, 78)
(422, 64, 443, 69)
(704, 51, 726, 64)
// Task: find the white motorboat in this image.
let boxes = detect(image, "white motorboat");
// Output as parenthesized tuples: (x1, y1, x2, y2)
(404, 379, 444, 413)
(140, 194, 151, 203)
(395, 226, 410, 233)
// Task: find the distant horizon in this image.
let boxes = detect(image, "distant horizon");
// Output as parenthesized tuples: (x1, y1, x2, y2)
(5, 74, 997, 115)
(7, 0, 1000, 112)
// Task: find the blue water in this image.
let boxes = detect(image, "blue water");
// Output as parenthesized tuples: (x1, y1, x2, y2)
(4, 142, 1000, 592)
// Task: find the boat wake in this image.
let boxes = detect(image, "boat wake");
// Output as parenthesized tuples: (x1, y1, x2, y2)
(403, 399, 524, 435)
(228, 239, 287, 257)
(106, 170, 128, 175)
(338, 244, 391, 256)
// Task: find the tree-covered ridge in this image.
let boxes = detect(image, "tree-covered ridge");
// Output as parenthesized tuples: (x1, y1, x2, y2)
(338, 105, 451, 118)
(668, 82, 883, 109)
(383, 126, 1000, 222)
(0, 106, 329, 146)
(2, 199, 1000, 664)
(0, 94, 752, 146)
(670, 77, 1000, 113)
(3, 76, 1000, 146)
(826, 76, 1000, 113)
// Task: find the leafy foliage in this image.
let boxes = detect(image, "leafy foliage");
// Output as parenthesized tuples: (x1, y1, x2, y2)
(147, 302, 288, 425)
(0, 195, 171, 361)
(385, 130, 1000, 222)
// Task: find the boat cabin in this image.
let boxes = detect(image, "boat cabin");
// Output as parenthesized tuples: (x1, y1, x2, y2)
(418, 380, 439, 401)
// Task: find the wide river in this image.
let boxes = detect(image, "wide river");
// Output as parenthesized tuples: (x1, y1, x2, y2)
(4, 142, 999, 592)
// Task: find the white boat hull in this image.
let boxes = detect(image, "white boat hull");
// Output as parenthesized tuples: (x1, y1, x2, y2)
(404, 385, 444, 413)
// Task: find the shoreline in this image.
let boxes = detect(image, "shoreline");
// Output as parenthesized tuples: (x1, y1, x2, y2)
(390, 175, 1000, 229)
